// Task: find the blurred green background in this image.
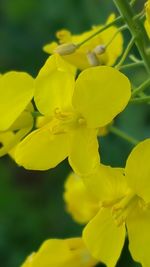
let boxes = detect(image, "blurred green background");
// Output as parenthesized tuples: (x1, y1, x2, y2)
(0, 0, 149, 266)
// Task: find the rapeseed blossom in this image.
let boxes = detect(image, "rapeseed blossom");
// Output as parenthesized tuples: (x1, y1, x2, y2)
(21, 237, 98, 267)
(0, 72, 34, 156)
(83, 139, 150, 267)
(15, 54, 131, 175)
(63, 172, 99, 224)
(43, 14, 123, 69)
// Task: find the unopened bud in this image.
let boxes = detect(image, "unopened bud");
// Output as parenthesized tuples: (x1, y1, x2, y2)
(54, 43, 77, 55)
(93, 44, 106, 55)
(87, 51, 100, 66)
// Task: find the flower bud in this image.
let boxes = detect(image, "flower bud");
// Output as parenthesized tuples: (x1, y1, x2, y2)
(93, 44, 106, 55)
(54, 43, 77, 55)
(87, 51, 100, 66)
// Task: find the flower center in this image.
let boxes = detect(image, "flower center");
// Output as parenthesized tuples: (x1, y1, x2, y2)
(50, 108, 86, 134)
(102, 192, 139, 226)
(111, 192, 138, 226)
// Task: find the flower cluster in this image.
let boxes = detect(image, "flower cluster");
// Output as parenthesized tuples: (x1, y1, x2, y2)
(1, 1, 150, 266)
(43, 14, 123, 70)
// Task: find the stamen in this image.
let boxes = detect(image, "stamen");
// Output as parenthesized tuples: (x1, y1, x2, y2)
(111, 192, 138, 226)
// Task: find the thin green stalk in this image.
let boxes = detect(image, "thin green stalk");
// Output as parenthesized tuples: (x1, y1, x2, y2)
(130, 0, 137, 6)
(118, 61, 144, 70)
(129, 54, 142, 63)
(105, 25, 127, 49)
(115, 37, 135, 69)
(113, 0, 150, 73)
(110, 126, 138, 145)
(130, 96, 150, 104)
(77, 16, 123, 48)
(132, 78, 150, 97)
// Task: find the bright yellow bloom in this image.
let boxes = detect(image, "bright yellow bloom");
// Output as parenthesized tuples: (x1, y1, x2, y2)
(15, 54, 131, 174)
(83, 139, 150, 267)
(43, 14, 123, 70)
(64, 172, 99, 224)
(21, 237, 98, 267)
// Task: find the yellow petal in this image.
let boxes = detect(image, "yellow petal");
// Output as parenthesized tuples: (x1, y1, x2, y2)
(125, 139, 150, 203)
(0, 71, 34, 131)
(68, 127, 100, 175)
(83, 208, 126, 267)
(145, 19, 150, 38)
(34, 54, 75, 116)
(83, 164, 128, 202)
(73, 66, 131, 128)
(9, 111, 33, 131)
(43, 14, 123, 69)
(21, 253, 35, 267)
(127, 204, 150, 267)
(99, 13, 123, 66)
(64, 172, 99, 224)
(21, 238, 97, 267)
(0, 131, 14, 156)
(15, 127, 69, 170)
(43, 41, 58, 54)
(0, 127, 32, 157)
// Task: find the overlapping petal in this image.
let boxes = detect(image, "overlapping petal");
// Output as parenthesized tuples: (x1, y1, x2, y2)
(34, 54, 75, 116)
(83, 208, 126, 267)
(0, 72, 34, 131)
(127, 204, 150, 267)
(73, 66, 131, 128)
(68, 127, 100, 175)
(15, 126, 70, 170)
(125, 139, 150, 203)
(83, 164, 128, 202)
(64, 172, 99, 224)
(21, 238, 97, 267)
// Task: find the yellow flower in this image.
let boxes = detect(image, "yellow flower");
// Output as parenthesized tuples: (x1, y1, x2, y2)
(43, 14, 123, 70)
(83, 139, 150, 267)
(64, 172, 99, 224)
(0, 72, 34, 157)
(15, 54, 131, 174)
(21, 237, 98, 267)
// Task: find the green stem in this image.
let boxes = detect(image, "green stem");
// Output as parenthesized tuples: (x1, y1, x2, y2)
(115, 37, 135, 69)
(77, 16, 123, 48)
(130, 0, 137, 6)
(132, 78, 150, 97)
(129, 54, 142, 63)
(113, 0, 150, 73)
(105, 25, 127, 49)
(118, 61, 144, 70)
(110, 126, 138, 145)
(130, 96, 150, 104)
